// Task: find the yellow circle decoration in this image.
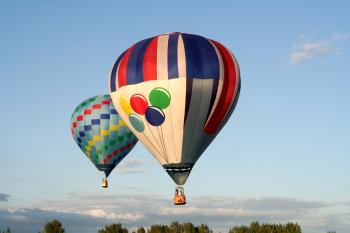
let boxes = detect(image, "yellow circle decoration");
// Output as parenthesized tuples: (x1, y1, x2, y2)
(119, 95, 132, 114)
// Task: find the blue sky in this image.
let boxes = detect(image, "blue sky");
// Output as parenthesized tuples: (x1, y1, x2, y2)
(0, 1, 349, 233)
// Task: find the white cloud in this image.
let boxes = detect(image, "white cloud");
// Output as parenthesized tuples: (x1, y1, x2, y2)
(158, 206, 287, 218)
(117, 158, 145, 174)
(84, 209, 143, 221)
(289, 33, 350, 64)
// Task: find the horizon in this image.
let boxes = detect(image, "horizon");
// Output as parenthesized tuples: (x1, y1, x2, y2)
(0, 1, 349, 233)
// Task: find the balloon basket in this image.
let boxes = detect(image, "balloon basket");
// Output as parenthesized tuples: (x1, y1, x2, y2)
(173, 186, 186, 205)
(101, 178, 108, 188)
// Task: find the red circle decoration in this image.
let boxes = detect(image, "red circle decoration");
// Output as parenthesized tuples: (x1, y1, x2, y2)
(130, 94, 149, 115)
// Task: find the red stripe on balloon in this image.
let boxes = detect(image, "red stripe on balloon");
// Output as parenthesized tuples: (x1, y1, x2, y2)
(101, 100, 110, 105)
(92, 104, 101, 109)
(84, 109, 92, 115)
(77, 115, 83, 121)
(203, 40, 238, 134)
(143, 37, 158, 81)
(118, 46, 134, 88)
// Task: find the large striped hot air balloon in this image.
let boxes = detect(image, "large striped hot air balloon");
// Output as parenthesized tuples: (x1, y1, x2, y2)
(109, 32, 240, 204)
(71, 95, 138, 188)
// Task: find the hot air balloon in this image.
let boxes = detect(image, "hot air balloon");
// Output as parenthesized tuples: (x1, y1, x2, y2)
(109, 32, 240, 204)
(71, 95, 138, 188)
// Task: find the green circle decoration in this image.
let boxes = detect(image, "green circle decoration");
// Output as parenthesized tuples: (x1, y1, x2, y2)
(129, 114, 145, 132)
(149, 87, 171, 109)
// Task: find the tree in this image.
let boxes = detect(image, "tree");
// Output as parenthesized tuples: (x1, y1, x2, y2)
(0, 228, 11, 233)
(170, 222, 182, 233)
(250, 221, 260, 233)
(182, 223, 195, 233)
(229, 225, 250, 233)
(285, 222, 301, 233)
(98, 223, 128, 233)
(137, 227, 146, 233)
(38, 220, 65, 233)
(148, 224, 171, 233)
(37, 220, 65, 233)
(229, 222, 302, 233)
(197, 224, 212, 233)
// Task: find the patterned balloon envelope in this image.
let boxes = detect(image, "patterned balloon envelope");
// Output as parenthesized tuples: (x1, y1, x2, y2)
(71, 95, 138, 187)
(109, 32, 240, 188)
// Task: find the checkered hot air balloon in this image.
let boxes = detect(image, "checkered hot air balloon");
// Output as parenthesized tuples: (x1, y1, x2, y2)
(71, 95, 138, 188)
(109, 32, 240, 204)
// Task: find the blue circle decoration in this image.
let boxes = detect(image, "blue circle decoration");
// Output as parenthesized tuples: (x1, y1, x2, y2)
(145, 106, 165, 126)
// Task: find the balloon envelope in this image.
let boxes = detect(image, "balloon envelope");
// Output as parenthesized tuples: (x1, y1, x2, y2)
(109, 32, 240, 185)
(71, 95, 138, 177)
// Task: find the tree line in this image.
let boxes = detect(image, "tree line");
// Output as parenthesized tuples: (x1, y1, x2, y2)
(97, 222, 301, 233)
(1, 219, 335, 233)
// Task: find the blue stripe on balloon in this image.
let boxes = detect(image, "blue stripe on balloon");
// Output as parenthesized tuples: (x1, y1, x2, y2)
(91, 119, 100, 125)
(184, 78, 193, 121)
(182, 33, 220, 79)
(110, 51, 126, 92)
(168, 34, 179, 79)
(84, 125, 92, 131)
(126, 38, 153, 85)
(100, 114, 110, 119)
(110, 109, 117, 114)
(135, 37, 154, 84)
